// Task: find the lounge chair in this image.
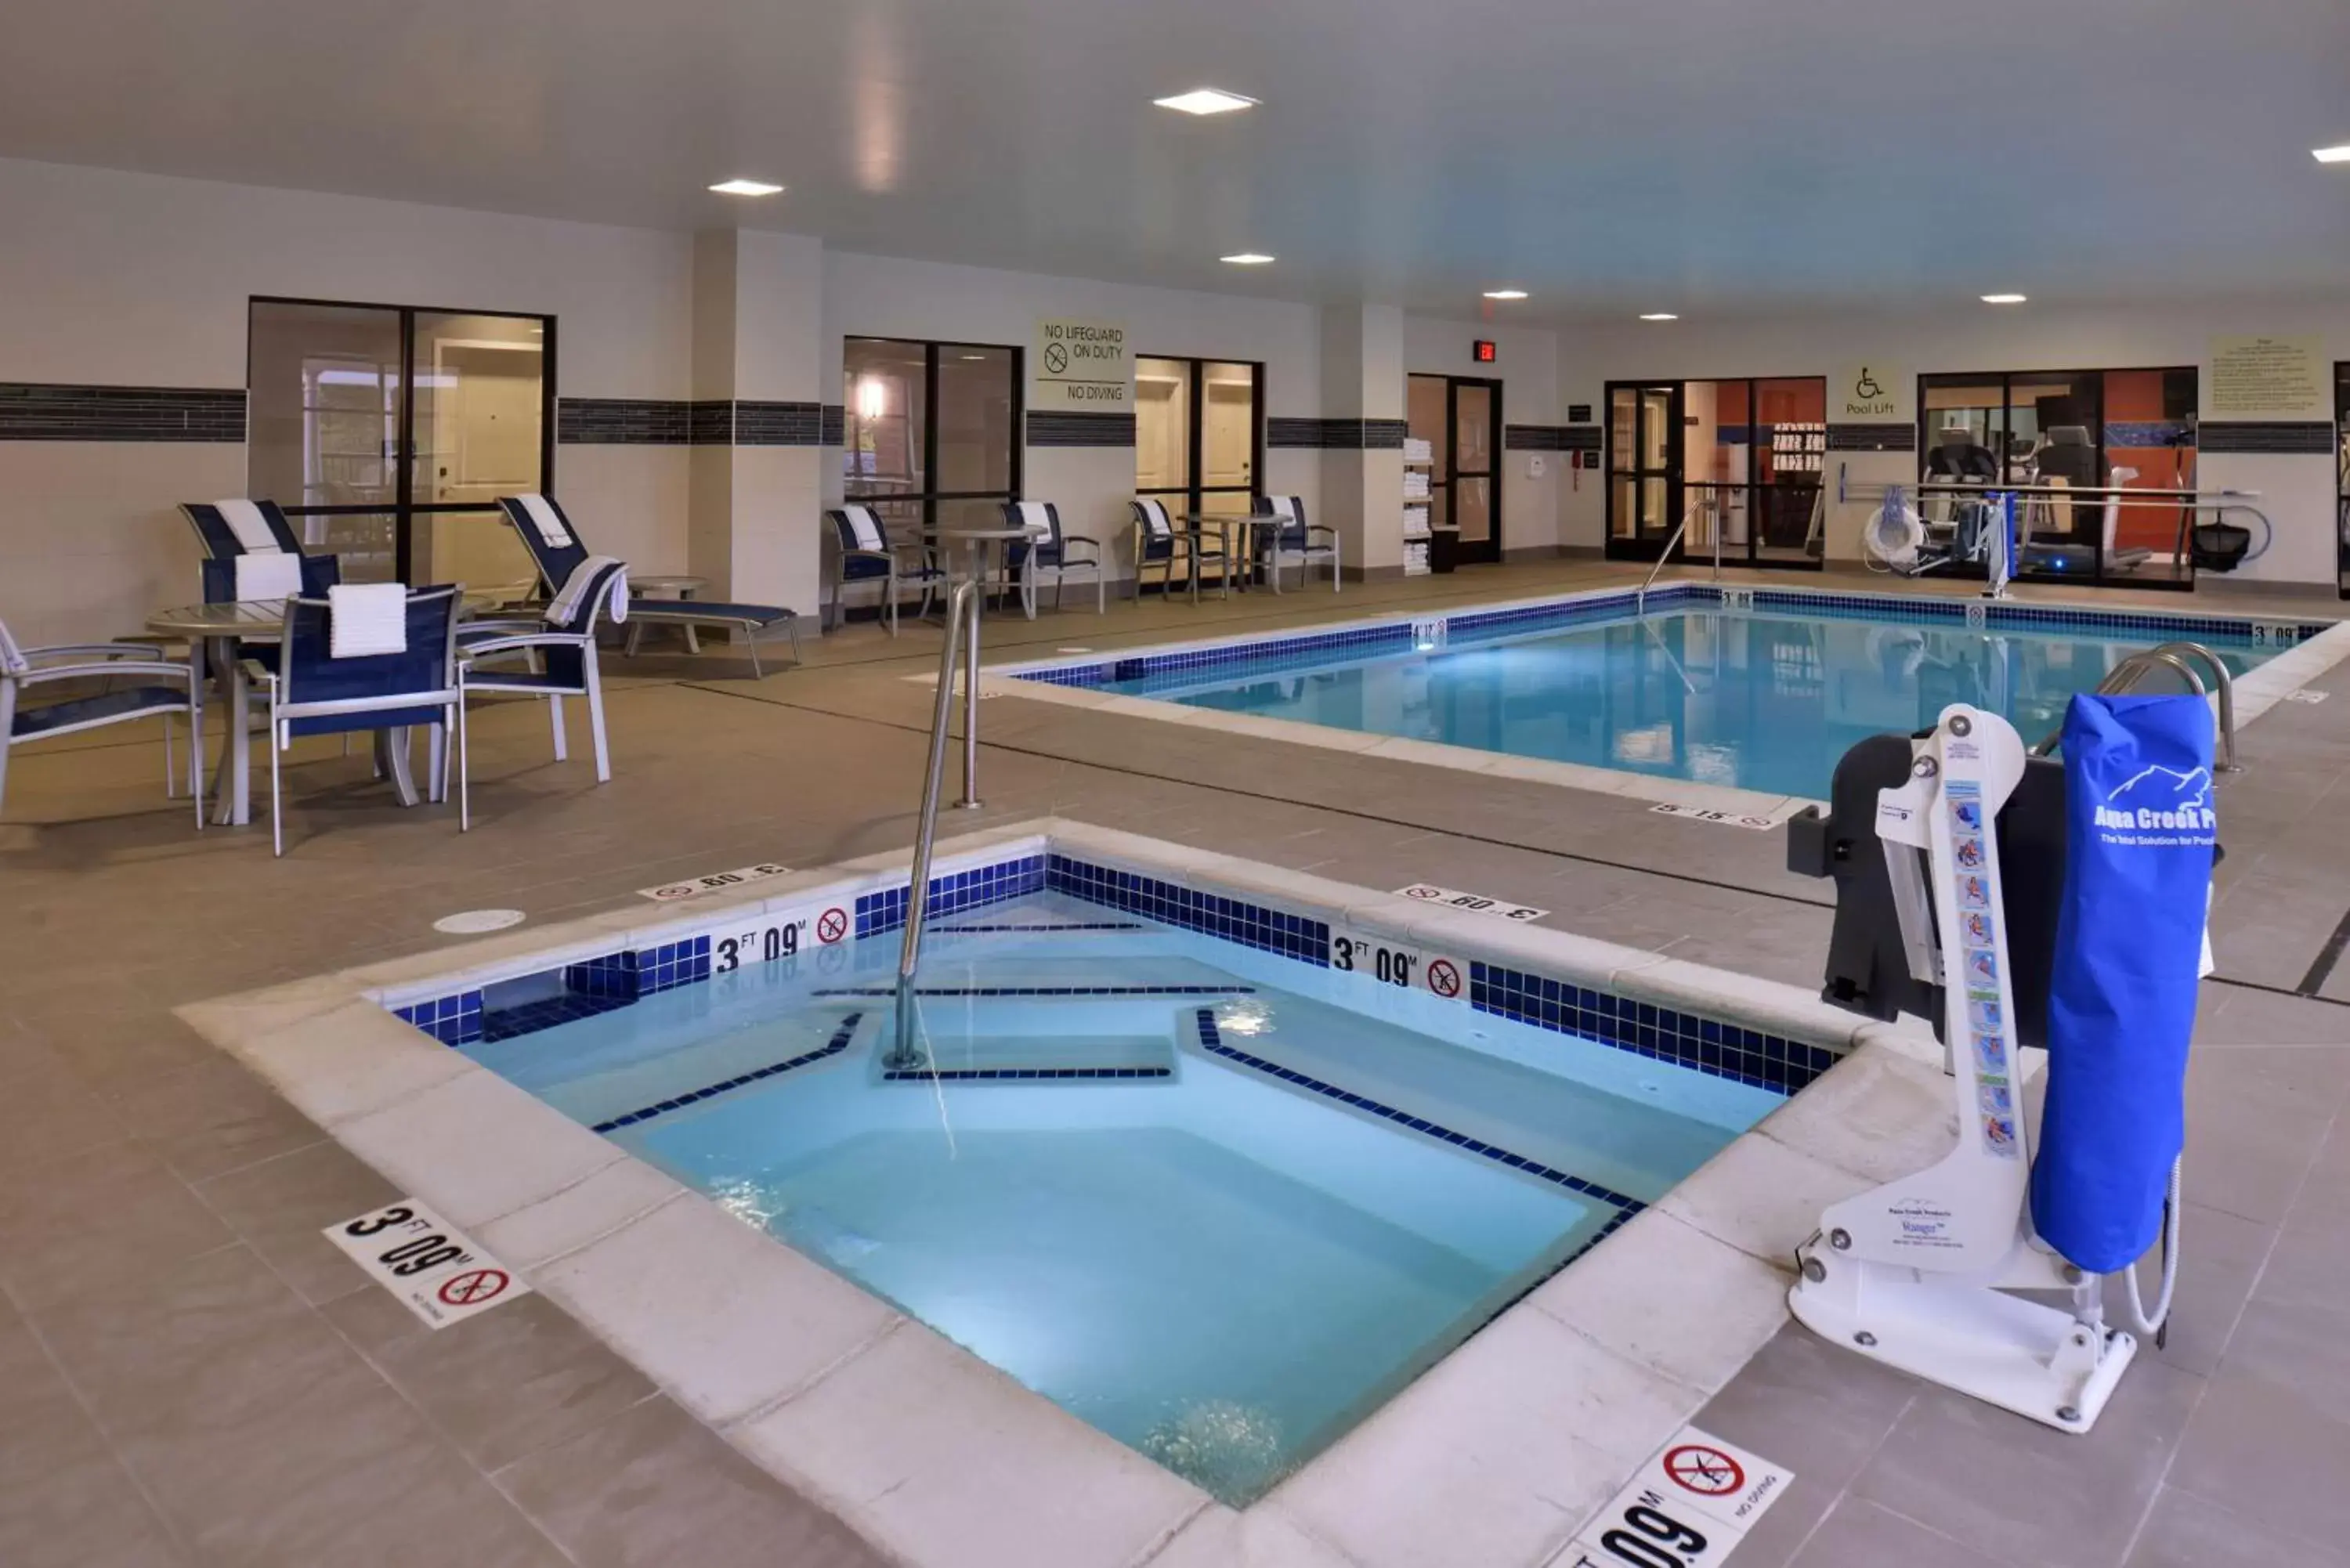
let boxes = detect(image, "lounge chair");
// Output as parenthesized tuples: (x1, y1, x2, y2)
(1254, 495, 1341, 593)
(1129, 499, 1225, 604)
(1002, 501, 1105, 616)
(494, 494, 802, 676)
(459, 558, 630, 786)
(0, 616, 204, 827)
(826, 505, 950, 635)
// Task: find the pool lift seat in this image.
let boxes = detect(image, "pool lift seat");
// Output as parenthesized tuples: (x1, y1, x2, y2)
(1782, 691, 2211, 1434)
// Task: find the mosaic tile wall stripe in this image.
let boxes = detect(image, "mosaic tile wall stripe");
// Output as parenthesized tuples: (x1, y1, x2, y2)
(0, 383, 246, 442)
(1028, 411, 1137, 447)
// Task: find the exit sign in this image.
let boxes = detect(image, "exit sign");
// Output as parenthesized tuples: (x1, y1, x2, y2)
(1472, 339, 1498, 363)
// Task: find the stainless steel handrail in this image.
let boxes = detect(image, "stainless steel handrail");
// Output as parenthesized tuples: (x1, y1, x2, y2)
(1637, 498, 1708, 613)
(2032, 650, 2204, 757)
(2146, 641, 2241, 773)
(891, 580, 980, 1068)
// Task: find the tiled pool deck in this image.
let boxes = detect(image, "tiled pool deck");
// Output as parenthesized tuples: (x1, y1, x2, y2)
(4, 558, 2348, 1568)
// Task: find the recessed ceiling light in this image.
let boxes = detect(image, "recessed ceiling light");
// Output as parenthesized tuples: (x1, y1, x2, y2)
(1155, 88, 1259, 116)
(1639, 313, 1678, 322)
(2312, 145, 2350, 164)
(1483, 289, 1529, 301)
(1980, 293, 2028, 305)
(708, 179, 784, 197)
(1220, 252, 1276, 266)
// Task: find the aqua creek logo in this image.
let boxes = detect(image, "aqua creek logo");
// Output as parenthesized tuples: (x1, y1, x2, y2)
(2092, 765, 2217, 844)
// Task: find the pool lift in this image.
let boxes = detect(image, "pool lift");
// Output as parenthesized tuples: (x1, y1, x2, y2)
(1784, 679, 2216, 1433)
(1855, 470, 2271, 591)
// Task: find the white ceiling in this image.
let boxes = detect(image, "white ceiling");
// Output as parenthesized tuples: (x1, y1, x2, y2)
(5, 0, 2348, 323)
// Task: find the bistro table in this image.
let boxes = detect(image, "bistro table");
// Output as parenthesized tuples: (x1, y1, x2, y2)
(147, 594, 492, 828)
(927, 526, 1039, 618)
(623, 573, 710, 656)
(1180, 511, 1266, 598)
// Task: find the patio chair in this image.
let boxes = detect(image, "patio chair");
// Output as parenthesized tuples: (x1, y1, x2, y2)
(257, 585, 465, 856)
(179, 500, 342, 595)
(1254, 495, 1341, 593)
(826, 505, 949, 635)
(458, 558, 629, 786)
(0, 616, 204, 827)
(1002, 501, 1105, 617)
(494, 494, 802, 676)
(1129, 499, 1224, 605)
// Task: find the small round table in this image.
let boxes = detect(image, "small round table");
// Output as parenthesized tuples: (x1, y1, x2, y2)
(624, 573, 710, 656)
(929, 528, 1039, 618)
(1182, 512, 1266, 598)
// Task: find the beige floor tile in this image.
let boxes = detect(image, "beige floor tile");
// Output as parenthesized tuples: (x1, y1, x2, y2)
(193, 1137, 407, 1307)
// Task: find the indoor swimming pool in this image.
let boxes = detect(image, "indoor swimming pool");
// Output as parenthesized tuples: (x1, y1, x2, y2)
(457, 889, 1779, 1505)
(1020, 588, 2313, 800)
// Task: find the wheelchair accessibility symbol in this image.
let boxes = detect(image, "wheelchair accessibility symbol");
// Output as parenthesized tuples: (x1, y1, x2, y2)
(1853, 367, 1885, 401)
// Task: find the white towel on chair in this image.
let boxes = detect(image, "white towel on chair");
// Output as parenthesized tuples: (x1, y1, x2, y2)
(1266, 496, 1299, 521)
(215, 499, 283, 553)
(515, 493, 573, 548)
(841, 505, 885, 551)
(328, 583, 410, 658)
(1014, 501, 1054, 537)
(548, 555, 628, 627)
(234, 551, 304, 602)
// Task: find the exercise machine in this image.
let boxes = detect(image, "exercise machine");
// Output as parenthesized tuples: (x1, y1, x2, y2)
(1783, 693, 2216, 1433)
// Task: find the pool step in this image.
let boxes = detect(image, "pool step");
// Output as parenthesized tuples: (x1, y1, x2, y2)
(882, 1026, 1177, 1079)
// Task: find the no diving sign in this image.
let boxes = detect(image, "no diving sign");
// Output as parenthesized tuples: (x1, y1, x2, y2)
(324, 1199, 531, 1330)
(1560, 1427, 1793, 1568)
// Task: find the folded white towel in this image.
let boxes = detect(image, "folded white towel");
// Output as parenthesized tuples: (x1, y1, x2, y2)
(328, 583, 410, 659)
(515, 493, 573, 548)
(1265, 496, 1299, 520)
(841, 505, 885, 551)
(547, 555, 629, 627)
(1014, 501, 1054, 537)
(233, 551, 304, 602)
(215, 499, 283, 553)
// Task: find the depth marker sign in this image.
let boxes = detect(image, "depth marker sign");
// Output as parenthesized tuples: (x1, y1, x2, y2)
(638, 862, 793, 903)
(1394, 883, 1549, 923)
(1560, 1426, 1793, 1568)
(324, 1200, 531, 1330)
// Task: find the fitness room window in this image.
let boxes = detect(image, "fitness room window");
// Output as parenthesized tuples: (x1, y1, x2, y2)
(1917, 367, 2199, 591)
(1136, 355, 1262, 525)
(247, 298, 553, 588)
(1606, 378, 1827, 570)
(843, 338, 1021, 541)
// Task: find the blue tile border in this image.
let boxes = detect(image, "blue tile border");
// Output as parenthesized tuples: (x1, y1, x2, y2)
(855, 854, 1050, 938)
(592, 1013, 863, 1133)
(1192, 1010, 1647, 1216)
(393, 991, 484, 1047)
(1048, 854, 1329, 963)
(813, 984, 1254, 998)
(880, 1066, 1173, 1082)
(1470, 962, 1835, 1095)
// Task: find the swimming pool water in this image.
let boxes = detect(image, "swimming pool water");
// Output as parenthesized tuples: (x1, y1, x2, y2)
(1101, 609, 2270, 799)
(462, 893, 1777, 1503)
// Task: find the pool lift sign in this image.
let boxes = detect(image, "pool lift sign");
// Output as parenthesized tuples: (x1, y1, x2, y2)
(324, 1200, 532, 1330)
(1562, 1426, 1794, 1568)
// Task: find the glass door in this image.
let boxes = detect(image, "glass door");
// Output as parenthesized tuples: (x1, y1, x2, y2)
(248, 298, 551, 587)
(1606, 382, 1683, 560)
(2337, 362, 2349, 599)
(1453, 378, 1501, 565)
(1135, 356, 1261, 518)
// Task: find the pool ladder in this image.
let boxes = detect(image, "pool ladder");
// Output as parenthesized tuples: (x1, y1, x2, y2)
(2030, 641, 2240, 771)
(891, 580, 984, 1070)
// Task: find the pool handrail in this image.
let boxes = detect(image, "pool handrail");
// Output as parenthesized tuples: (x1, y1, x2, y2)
(2145, 641, 2241, 773)
(1636, 495, 1722, 614)
(893, 580, 982, 1068)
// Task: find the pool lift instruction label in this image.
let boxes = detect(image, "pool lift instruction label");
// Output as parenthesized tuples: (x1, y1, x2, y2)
(1562, 1426, 1794, 1568)
(324, 1200, 531, 1331)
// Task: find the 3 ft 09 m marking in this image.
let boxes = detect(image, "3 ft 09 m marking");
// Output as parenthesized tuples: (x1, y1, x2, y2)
(1332, 935, 1418, 988)
(715, 916, 808, 974)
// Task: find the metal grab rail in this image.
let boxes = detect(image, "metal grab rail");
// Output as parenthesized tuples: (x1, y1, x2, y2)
(2146, 641, 2241, 773)
(2031, 650, 2204, 757)
(1636, 497, 1723, 613)
(890, 581, 982, 1068)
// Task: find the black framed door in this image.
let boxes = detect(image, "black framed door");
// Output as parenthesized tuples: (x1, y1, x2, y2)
(1408, 374, 1504, 565)
(247, 297, 555, 587)
(2337, 361, 2350, 600)
(1136, 356, 1264, 522)
(1605, 381, 1683, 561)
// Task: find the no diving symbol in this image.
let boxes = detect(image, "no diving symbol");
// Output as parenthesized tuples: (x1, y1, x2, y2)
(1043, 341, 1069, 376)
(437, 1269, 510, 1308)
(1665, 1444, 1744, 1498)
(815, 907, 849, 945)
(1426, 959, 1462, 999)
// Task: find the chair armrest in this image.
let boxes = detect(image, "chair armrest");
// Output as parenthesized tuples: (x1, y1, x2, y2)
(460, 616, 548, 637)
(460, 631, 595, 660)
(16, 659, 193, 686)
(24, 642, 172, 663)
(1307, 525, 1339, 541)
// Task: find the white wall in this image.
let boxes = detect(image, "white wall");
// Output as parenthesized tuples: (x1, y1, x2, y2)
(1407, 316, 1564, 556)
(0, 156, 696, 644)
(1560, 300, 2349, 586)
(822, 251, 1324, 584)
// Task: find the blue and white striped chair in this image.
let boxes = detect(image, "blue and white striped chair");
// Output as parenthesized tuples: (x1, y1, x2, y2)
(1254, 495, 1341, 593)
(459, 558, 629, 786)
(1129, 499, 1224, 605)
(1002, 501, 1104, 617)
(495, 494, 802, 675)
(0, 616, 204, 827)
(826, 505, 948, 635)
(179, 500, 342, 596)
(257, 586, 465, 856)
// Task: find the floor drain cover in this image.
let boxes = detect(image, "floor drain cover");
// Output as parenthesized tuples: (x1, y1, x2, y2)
(433, 909, 527, 934)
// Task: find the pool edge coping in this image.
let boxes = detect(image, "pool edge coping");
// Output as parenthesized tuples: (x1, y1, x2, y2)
(175, 816, 1954, 1568)
(956, 583, 2350, 823)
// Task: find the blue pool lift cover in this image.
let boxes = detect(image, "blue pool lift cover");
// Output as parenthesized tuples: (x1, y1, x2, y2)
(2031, 692, 2215, 1274)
